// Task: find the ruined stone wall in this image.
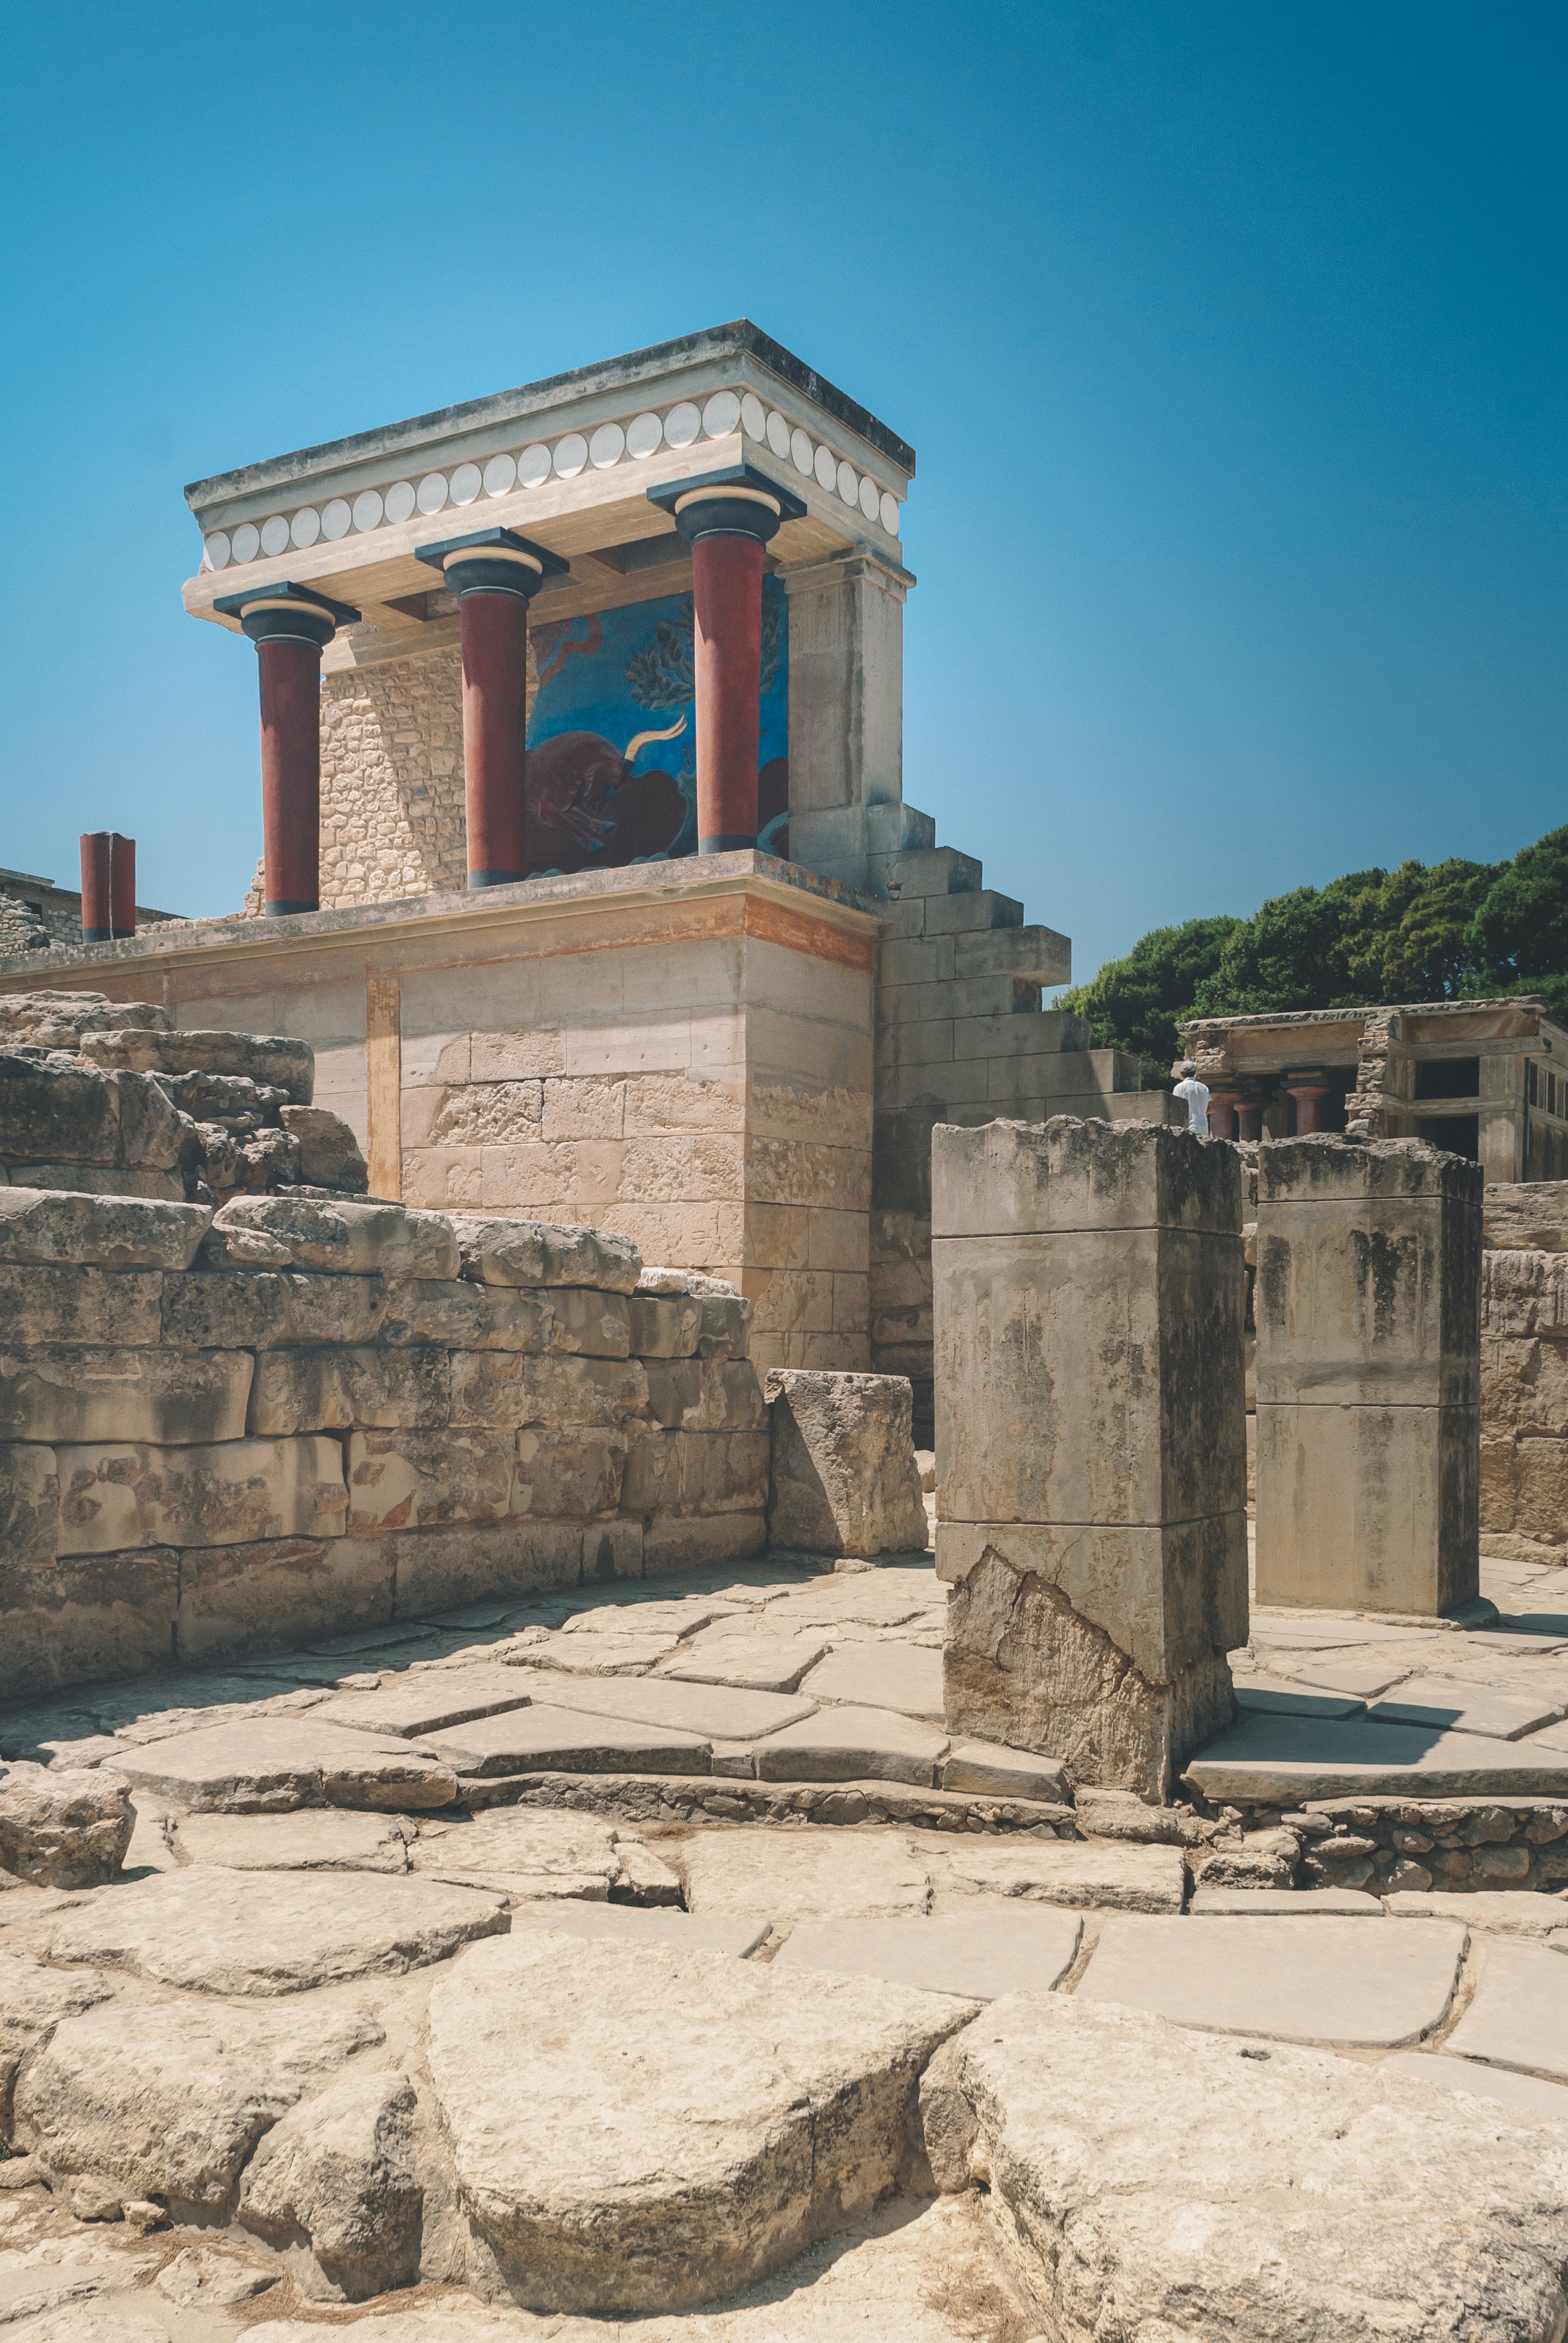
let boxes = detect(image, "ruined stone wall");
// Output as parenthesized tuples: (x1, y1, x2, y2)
(1477, 1181, 1568, 1563)
(0, 1187, 766, 1702)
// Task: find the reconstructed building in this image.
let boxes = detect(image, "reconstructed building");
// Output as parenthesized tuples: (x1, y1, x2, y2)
(1181, 997, 1568, 1183)
(0, 322, 1169, 1433)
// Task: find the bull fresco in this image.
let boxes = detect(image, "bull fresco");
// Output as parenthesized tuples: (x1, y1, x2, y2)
(524, 580, 788, 874)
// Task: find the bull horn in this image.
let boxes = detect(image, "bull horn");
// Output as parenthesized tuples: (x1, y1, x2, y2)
(622, 713, 687, 764)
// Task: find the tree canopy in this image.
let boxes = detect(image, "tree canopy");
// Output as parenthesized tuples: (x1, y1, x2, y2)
(1060, 825, 1568, 1086)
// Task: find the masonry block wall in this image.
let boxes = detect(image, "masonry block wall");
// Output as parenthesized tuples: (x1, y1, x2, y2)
(1478, 1181, 1568, 1562)
(0, 1186, 766, 1703)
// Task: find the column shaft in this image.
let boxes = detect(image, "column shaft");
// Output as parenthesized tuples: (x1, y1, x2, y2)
(79, 832, 136, 942)
(461, 590, 530, 886)
(692, 533, 763, 852)
(258, 639, 322, 915)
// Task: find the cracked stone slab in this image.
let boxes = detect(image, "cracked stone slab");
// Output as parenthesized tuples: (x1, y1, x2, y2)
(797, 1643, 945, 1720)
(0, 1949, 116, 2125)
(1385, 1889, 1568, 1936)
(512, 1903, 771, 1956)
(919, 1993, 1568, 2342)
(425, 1928, 972, 2310)
(678, 1829, 930, 1920)
(1185, 1711, 1568, 1801)
(936, 1739, 1069, 1803)
(1190, 1887, 1384, 1915)
(524, 1634, 678, 1676)
(249, 2299, 605, 2340)
(170, 1810, 413, 1872)
(410, 1810, 623, 1899)
(930, 1838, 1186, 1914)
(1379, 2050, 1568, 2122)
(775, 1909, 1082, 2001)
(1445, 1938, 1568, 2078)
(1079, 1913, 1467, 2046)
(1367, 1677, 1566, 1739)
(312, 1667, 538, 1740)
(1233, 1674, 1367, 1720)
(14, 1997, 382, 2209)
(104, 1718, 458, 1813)
(46, 1864, 508, 1994)
(417, 1703, 710, 1778)
(237, 2065, 420, 2300)
(754, 1705, 950, 1788)
(661, 1630, 832, 1693)
(501, 1672, 817, 1742)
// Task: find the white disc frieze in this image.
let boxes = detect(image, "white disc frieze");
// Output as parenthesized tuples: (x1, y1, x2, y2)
(880, 490, 900, 534)
(351, 491, 384, 534)
(664, 401, 701, 448)
(321, 499, 351, 540)
(483, 453, 517, 497)
(858, 474, 880, 520)
(553, 434, 588, 479)
(741, 393, 767, 441)
(449, 462, 482, 506)
(703, 390, 741, 438)
(627, 411, 663, 459)
(204, 532, 231, 569)
(813, 444, 837, 491)
(230, 522, 260, 563)
(384, 481, 417, 524)
(260, 516, 290, 557)
(517, 445, 550, 488)
(766, 410, 791, 458)
(790, 426, 814, 474)
(836, 459, 858, 505)
(589, 423, 626, 469)
(416, 473, 449, 514)
(289, 506, 321, 548)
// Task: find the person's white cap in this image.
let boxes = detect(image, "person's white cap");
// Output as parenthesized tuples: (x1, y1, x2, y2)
(1181, 1061, 1195, 1075)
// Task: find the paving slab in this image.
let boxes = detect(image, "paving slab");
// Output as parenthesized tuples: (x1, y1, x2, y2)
(1378, 2050, 1568, 2121)
(1445, 1939, 1568, 2078)
(511, 1903, 770, 1957)
(425, 1928, 972, 2310)
(753, 1705, 949, 1787)
(1185, 1711, 1568, 1801)
(170, 1810, 412, 1872)
(920, 1994, 1568, 2342)
(797, 1643, 945, 1720)
(504, 1673, 817, 1742)
(46, 1864, 507, 1994)
(104, 1718, 459, 1813)
(937, 1738, 1070, 1803)
(661, 1631, 832, 1693)
(775, 1909, 1081, 2000)
(1289, 1656, 1418, 1699)
(1234, 1676, 1367, 1720)
(678, 1829, 930, 1919)
(524, 1636, 678, 1677)
(1367, 1678, 1566, 1739)
(1386, 1889, 1568, 1936)
(930, 1837, 1186, 1914)
(1247, 1615, 1440, 1649)
(417, 1704, 710, 1778)
(410, 1809, 622, 1896)
(310, 1667, 537, 1740)
(1189, 1887, 1384, 1915)
(1078, 1913, 1467, 2046)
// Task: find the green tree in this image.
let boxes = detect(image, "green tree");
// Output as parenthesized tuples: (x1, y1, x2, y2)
(1466, 825, 1568, 1022)
(1060, 914, 1243, 1087)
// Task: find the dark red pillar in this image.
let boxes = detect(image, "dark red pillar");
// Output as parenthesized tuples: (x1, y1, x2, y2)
(80, 832, 136, 941)
(648, 464, 808, 856)
(415, 529, 570, 887)
(1236, 1096, 1265, 1142)
(213, 582, 359, 918)
(1286, 1074, 1331, 1135)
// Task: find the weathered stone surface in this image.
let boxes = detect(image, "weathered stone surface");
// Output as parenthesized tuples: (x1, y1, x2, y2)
(380, 1276, 550, 1351)
(0, 991, 169, 1047)
(528, 1630, 678, 1676)
(171, 1810, 412, 1872)
(155, 2243, 282, 2305)
(679, 1830, 930, 1919)
(938, 1738, 1068, 1803)
(15, 1999, 380, 2207)
(0, 1440, 58, 1568)
(642, 1508, 766, 1575)
(755, 1705, 950, 1787)
(621, 1426, 768, 1513)
(1080, 1913, 1466, 2045)
(46, 1864, 507, 1993)
(56, 1434, 347, 1553)
(801, 1642, 944, 1719)
(0, 1344, 252, 1445)
(642, 1356, 768, 1432)
(513, 1426, 626, 1519)
(1446, 1938, 1568, 2077)
(0, 1052, 119, 1164)
(315, 1667, 535, 1740)
(173, 1533, 394, 1665)
(0, 1548, 179, 1703)
(511, 1902, 769, 1956)
(105, 1717, 458, 1812)
(1379, 2050, 1568, 2120)
(765, 1371, 928, 1558)
(540, 1286, 632, 1358)
(346, 1427, 516, 1532)
(627, 1291, 702, 1357)
(81, 1027, 314, 1104)
(514, 1673, 816, 1742)
(1184, 1710, 1568, 1801)
(0, 1948, 116, 2127)
(0, 1761, 132, 1886)
(934, 1838, 1184, 1914)
(249, 1345, 449, 1435)
(450, 1349, 648, 1429)
(426, 1929, 970, 2310)
(663, 1629, 832, 1693)
(1368, 1676, 1563, 1738)
(777, 1909, 1082, 2001)
(1234, 1672, 1367, 1720)
(238, 2066, 419, 2298)
(276, 1104, 368, 1192)
(410, 1810, 623, 1898)
(0, 1263, 163, 1347)
(0, 1186, 211, 1271)
(1190, 1886, 1385, 1914)
(1485, 1182, 1568, 1254)
(451, 1214, 641, 1293)
(920, 1994, 1568, 2342)
(420, 1703, 710, 1778)
(1385, 1889, 1568, 1935)
(216, 1195, 459, 1279)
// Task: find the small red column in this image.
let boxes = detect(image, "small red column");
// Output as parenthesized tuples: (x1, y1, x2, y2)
(214, 583, 359, 917)
(1286, 1074, 1331, 1135)
(80, 832, 135, 941)
(1236, 1095, 1265, 1142)
(1207, 1086, 1242, 1141)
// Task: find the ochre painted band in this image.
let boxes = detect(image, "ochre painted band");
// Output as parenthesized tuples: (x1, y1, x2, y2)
(673, 486, 781, 517)
(240, 597, 333, 620)
(443, 546, 543, 574)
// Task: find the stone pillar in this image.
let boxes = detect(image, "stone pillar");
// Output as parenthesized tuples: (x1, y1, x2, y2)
(214, 582, 360, 916)
(1254, 1135, 1481, 1615)
(1285, 1070, 1331, 1133)
(1236, 1091, 1266, 1143)
(779, 551, 910, 885)
(932, 1116, 1247, 1801)
(1207, 1086, 1241, 1141)
(416, 527, 569, 888)
(79, 833, 135, 942)
(650, 465, 806, 854)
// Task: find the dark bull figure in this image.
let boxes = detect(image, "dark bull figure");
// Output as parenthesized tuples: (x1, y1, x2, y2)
(525, 715, 688, 874)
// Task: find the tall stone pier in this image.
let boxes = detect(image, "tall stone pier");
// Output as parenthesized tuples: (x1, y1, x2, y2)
(932, 1117, 1247, 1801)
(1255, 1134, 1481, 1615)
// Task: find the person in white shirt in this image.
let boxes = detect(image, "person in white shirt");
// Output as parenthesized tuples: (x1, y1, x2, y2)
(1172, 1061, 1211, 1135)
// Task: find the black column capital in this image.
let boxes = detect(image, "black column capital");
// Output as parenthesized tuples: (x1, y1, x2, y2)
(647, 462, 808, 549)
(214, 581, 361, 650)
(416, 526, 570, 600)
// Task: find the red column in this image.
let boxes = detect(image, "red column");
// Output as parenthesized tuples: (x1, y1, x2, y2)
(691, 532, 764, 853)
(460, 591, 529, 886)
(257, 639, 322, 915)
(1287, 1079, 1331, 1135)
(1207, 1087, 1242, 1141)
(80, 833, 135, 941)
(1236, 1096, 1265, 1142)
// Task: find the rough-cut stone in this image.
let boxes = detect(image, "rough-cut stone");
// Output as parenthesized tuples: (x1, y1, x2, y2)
(425, 1929, 970, 2310)
(155, 2243, 282, 2305)
(315, 1667, 535, 1740)
(1080, 1912, 1467, 2045)
(345, 1427, 517, 1532)
(754, 1705, 950, 1787)
(765, 1370, 929, 1558)
(1184, 1709, 1568, 1801)
(215, 1195, 459, 1279)
(15, 1998, 380, 2209)
(0, 991, 169, 1046)
(420, 1703, 710, 1778)
(920, 1994, 1568, 2342)
(540, 1286, 632, 1358)
(0, 1186, 211, 1271)
(1384, 1888, 1568, 1935)
(1485, 1182, 1568, 1254)
(507, 1672, 816, 1743)
(277, 1104, 368, 1191)
(933, 1118, 1246, 1802)
(0, 1343, 252, 1445)
(1190, 1887, 1383, 1914)
(1379, 2050, 1568, 2120)
(662, 1629, 832, 1693)
(56, 1434, 347, 1553)
(171, 1810, 412, 1872)
(0, 1761, 132, 1886)
(451, 1214, 641, 1293)
(776, 1909, 1082, 2000)
(1445, 1938, 1568, 2077)
(933, 1838, 1185, 1914)
(0, 1948, 116, 2127)
(627, 1291, 702, 1357)
(938, 1738, 1068, 1803)
(46, 1864, 508, 1994)
(410, 1809, 623, 1897)
(238, 2066, 420, 2298)
(678, 1829, 930, 1919)
(0, 1262, 163, 1348)
(0, 1439, 59, 1569)
(81, 1027, 314, 1104)
(512, 1903, 769, 1956)
(249, 1345, 449, 1435)
(800, 1642, 944, 1719)
(105, 1717, 458, 1812)
(0, 1051, 119, 1163)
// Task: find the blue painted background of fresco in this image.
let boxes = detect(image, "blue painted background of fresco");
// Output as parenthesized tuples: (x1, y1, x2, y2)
(523, 577, 788, 874)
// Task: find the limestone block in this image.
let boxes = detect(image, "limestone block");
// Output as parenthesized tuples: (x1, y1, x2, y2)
(0, 1052, 118, 1164)
(627, 1291, 702, 1357)
(642, 1508, 766, 1573)
(278, 1104, 368, 1192)
(0, 1440, 59, 1567)
(4, 1158, 185, 1198)
(362, 1519, 586, 1615)
(513, 1427, 625, 1519)
(154, 1066, 290, 1128)
(932, 1113, 1240, 1238)
(174, 1535, 396, 1665)
(110, 1067, 195, 1171)
(754, 1704, 950, 1786)
(0, 989, 169, 1046)
(160, 1268, 289, 1349)
(621, 1428, 770, 1515)
(1482, 1332, 1568, 1434)
(1255, 1400, 1479, 1615)
(0, 1184, 211, 1270)
(0, 1262, 162, 1347)
(0, 1761, 133, 1886)
(765, 1369, 929, 1555)
(543, 1286, 632, 1358)
(0, 1548, 177, 1702)
(1479, 1432, 1568, 1547)
(427, 1078, 544, 1145)
(238, 2066, 419, 2299)
(450, 1351, 648, 1429)
(249, 1346, 450, 1435)
(678, 1827, 930, 1919)
(1484, 1248, 1568, 1335)
(347, 1428, 515, 1530)
(105, 1715, 458, 1813)
(56, 1435, 348, 1553)
(215, 1194, 459, 1279)
(644, 1357, 769, 1432)
(0, 1344, 252, 1445)
(777, 1909, 1082, 2001)
(381, 1275, 548, 1351)
(451, 1213, 641, 1292)
(80, 1027, 315, 1103)
(1483, 1180, 1568, 1253)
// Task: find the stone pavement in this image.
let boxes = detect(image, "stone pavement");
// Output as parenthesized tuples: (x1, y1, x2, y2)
(1, 1544, 1567, 2333)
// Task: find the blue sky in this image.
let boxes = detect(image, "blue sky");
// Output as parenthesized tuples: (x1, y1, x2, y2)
(1, 3, 1561, 983)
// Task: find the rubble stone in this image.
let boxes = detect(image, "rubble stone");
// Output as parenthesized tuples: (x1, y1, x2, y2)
(277, 1104, 368, 1191)
(765, 1370, 928, 1556)
(0, 1761, 132, 1886)
(238, 2066, 420, 2298)
(0, 1186, 211, 1271)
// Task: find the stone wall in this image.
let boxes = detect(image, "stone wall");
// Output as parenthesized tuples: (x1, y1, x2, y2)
(0, 1185, 766, 1703)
